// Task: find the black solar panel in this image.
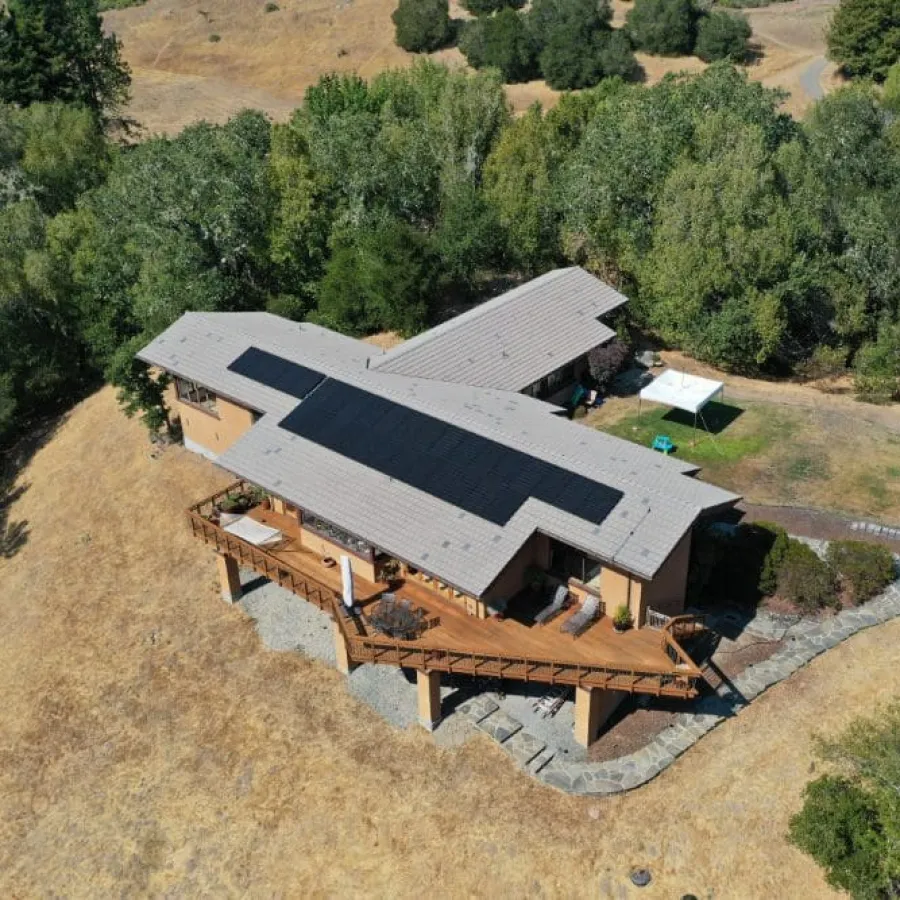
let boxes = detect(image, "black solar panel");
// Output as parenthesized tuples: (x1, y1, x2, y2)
(228, 347, 325, 400)
(278, 379, 622, 529)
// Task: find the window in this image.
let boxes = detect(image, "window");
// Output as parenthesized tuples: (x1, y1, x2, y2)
(175, 377, 219, 416)
(302, 511, 373, 560)
(549, 538, 602, 584)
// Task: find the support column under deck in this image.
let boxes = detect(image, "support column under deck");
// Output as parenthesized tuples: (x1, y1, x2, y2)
(417, 670, 442, 732)
(574, 687, 626, 747)
(333, 621, 355, 676)
(216, 552, 242, 604)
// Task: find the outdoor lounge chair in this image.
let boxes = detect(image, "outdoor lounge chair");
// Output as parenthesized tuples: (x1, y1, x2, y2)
(534, 584, 570, 625)
(223, 515, 285, 549)
(561, 595, 601, 637)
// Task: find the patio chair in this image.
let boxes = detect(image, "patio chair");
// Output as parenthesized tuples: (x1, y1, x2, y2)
(561, 595, 601, 637)
(651, 434, 675, 455)
(534, 584, 570, 625)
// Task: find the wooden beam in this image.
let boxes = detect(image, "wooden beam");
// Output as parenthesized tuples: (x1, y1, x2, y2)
(333, 621, 355, 676)
(574, 687, 627, 747)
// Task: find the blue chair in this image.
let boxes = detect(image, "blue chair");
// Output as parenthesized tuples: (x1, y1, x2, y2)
(652, 434, 675, 454)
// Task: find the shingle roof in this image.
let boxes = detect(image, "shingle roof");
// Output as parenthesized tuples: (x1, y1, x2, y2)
(370, 267, 627, 390)
(138, 292, 738, 598)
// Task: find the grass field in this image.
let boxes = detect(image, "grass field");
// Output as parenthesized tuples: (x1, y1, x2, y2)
(3, 385, 900, 897)
(103, 0, 840, 135)
(593, 395, 900, 522)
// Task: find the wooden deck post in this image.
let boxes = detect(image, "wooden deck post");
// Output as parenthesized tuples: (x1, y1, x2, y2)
(333, 621, 355, 676)
(216, 553, 242, 603)
(417, 670, 442, 732)
(574, 687, 626, 747)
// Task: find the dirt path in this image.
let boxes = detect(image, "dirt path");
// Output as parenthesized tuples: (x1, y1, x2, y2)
(2, 384, 897, 898)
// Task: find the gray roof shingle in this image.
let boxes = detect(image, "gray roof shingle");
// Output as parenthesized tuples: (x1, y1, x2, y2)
(138, 289, 738, 598)
(370, 267, 626, 390)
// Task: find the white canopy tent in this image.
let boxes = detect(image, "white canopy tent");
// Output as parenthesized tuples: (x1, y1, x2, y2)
(638, 369, 725, 443)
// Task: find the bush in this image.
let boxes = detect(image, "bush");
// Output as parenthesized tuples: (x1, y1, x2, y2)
(587, 338, 632, 389)
(694, 10, 752, 62)
(459, 9, 539, 83)
(827, 0, 900, 81)
(626, 0, 697, 55)
(598, 29, 642, 80)
(886, 60, 900, 112)
(797, 345, 849, 382)
(264, 1, 279, 10)
(853, 321, 900, 402)
(789, 775, 889, 899)
(209, 33, 221, 42)
(827, 540, 895, 603)
(392, 0, 452, 52)
(756, 520, 790, 596)
(462, 0, 524, 15)
(777, 541, 838, 612)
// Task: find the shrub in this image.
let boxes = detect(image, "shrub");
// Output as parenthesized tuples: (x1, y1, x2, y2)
(694, 10, 752, 62)
(459, 9, 539, 83)
(797, 345, 849, 382)
(789, 775, 889, 898)
(853, 322, 900, 402)
(827, 540, 895, 604)
(462, 0, 524, 15)
(776, 541, 838, 612)
(392, 0, 452, 52)
(264, 1, 279, 10)
(886, 60, 900, 112)
(756, 520, 790, 596)
(587, 338, 632, 389)
(626, 0, 698, 56)
(209, 33, 221, 42)
(827, 0, 900, 81)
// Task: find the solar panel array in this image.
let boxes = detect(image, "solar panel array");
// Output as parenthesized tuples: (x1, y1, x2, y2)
(227, 347, 325, 400)
(278, 378, 622, 528)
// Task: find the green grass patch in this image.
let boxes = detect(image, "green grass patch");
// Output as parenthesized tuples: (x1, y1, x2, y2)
(887, 465, 900, 478)
(857, 471, 891, 512)
(601, 401, 776, 466)
(784, 454, 830, 482)
(98, 0, 147, 10)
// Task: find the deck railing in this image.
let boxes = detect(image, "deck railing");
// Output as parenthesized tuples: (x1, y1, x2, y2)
(188, 482, 702, 699)
(327, 594, 701, 698)
(660, 614, 706, 669)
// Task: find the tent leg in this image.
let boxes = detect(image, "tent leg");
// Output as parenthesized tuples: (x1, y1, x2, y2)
(693, 411, 697, 446)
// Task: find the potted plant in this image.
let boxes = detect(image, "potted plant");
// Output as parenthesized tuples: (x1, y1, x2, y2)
(613, 604, 633, 633)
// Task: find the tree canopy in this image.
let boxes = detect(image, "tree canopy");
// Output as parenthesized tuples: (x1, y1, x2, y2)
(392, 0, 452, 52)
(626, 0, 697, 56)
(0, 0, 130, 119)
(827, 0, 900, 81)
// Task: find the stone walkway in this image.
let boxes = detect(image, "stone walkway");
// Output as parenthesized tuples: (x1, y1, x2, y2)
(455, 577, 900, 795)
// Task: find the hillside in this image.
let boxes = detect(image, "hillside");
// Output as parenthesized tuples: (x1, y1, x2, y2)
(104, 0, 840, 134)
(4, 384, 900, 896)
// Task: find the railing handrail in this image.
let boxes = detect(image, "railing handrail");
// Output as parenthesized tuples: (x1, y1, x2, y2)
(190, 502, 702, 694)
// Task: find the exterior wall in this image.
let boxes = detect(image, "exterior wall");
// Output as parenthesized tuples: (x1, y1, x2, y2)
(402, 566, 485, 618)
(639, 530, 692, 620)
(170, 390, 255, 459)
(299, 526, 377, 582)
(483, 533, 550, 607)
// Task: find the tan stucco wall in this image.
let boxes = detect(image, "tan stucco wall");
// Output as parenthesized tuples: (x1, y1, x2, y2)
(171, 391, 255, 458)
(639, 530, 692, 620)
(299, 526, 376, 582)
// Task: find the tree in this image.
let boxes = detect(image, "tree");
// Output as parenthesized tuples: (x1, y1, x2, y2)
(790, 776, 889, 899)
(790, 702, 900, 897)
(694, 10, 752, 63)
(392, 0, 451, 53)
(459, 9, 539, 83)
(316, 218, 440, 335)
(626, 0, 697, 56)
(854, 320, 900, 400)
(827, 0, 900, 81)
(529, 0, 633, 90)
(0, 0, 130, 120)
(885, 59, 900, 111)
(461, 0, 524, 15)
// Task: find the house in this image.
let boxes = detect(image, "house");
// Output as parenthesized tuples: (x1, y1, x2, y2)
(139, 267, 739, 746)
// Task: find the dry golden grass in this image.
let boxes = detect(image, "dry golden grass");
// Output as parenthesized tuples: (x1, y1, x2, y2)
(105, 0, 840, 134)
(2, 383, 897, 897)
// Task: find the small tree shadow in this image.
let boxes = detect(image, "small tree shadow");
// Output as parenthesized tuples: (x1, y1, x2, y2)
(661, 400, 744, 435)
(0, 413, 68, 560)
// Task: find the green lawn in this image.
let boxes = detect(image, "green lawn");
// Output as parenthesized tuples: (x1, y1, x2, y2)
(593, 397, 900, 521)
(602, 401, 786, 467)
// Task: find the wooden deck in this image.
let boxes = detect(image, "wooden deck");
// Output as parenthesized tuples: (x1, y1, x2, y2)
(188, 483, 702, 697)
